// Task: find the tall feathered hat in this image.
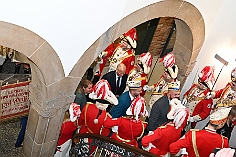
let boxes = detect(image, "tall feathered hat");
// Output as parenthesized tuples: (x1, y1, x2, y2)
(126, 96, 148, 120)
(167, 98, 189, 129)
(231, 67, 236, 82)
(210, 107, 231, 125)
(89, 79, 118, 105)
(160, 53, 178, 79)
(69, 103, 81, 122)
(198, 66, 215, 89)
(137, 52, 153, 74)
(120, 28, 138, 48)
(159, 53, 175, 68)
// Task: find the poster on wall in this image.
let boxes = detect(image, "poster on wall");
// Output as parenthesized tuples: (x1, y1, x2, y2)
(0, 81, 30, 121)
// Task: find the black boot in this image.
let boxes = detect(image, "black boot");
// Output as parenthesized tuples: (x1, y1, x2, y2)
(87, 67, 93, 81)
(0, 65, 3, 73)
(15, 64, 21, 74)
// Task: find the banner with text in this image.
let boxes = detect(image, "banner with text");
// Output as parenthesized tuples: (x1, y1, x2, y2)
(0, 81, 30, 121)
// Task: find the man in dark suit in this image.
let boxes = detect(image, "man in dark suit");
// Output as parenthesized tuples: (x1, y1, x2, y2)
(146, 80, 181, 132)
(102, 63, 128, 98)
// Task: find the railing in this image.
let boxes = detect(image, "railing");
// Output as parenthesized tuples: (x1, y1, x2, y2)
(70, 133, 158, 157)
(0, 74, 31, 86)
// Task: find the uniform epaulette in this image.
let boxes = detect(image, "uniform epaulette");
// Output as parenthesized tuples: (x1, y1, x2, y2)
(159, 125, 167, 129)
(190, 129, 199, 131)
(167, 123, 174, 126)
(107, 113, 112, 118)
(122, 116, 130, 119)
(221, 135, 228, 139)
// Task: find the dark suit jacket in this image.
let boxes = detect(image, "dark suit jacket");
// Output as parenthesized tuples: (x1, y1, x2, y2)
(101, 70, 128, 96)
(110, 91, 131, 118)
(146, 95, 171, 131)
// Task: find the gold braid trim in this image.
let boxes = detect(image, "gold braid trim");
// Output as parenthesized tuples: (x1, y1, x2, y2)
(221, 135, 224, 148)
(84, 104, 93, 133)
(137, 122, 145, 140)
(115, 133, 133, 142)
(192, 130, 200, 157)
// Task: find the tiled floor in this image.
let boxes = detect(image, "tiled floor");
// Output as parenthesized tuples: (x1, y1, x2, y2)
(0, 117, 22, 157)
(0, 59, 25, 157)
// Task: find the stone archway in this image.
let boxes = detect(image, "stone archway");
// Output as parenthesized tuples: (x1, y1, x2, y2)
(0, 21, 78, 156)
(70, 0, 205, 87)
(0, 1, 204, 156)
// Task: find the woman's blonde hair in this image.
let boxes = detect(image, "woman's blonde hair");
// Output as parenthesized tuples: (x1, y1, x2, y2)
(76, 79, 92, 93)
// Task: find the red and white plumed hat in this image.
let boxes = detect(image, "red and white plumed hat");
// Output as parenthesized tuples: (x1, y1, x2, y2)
(167, 98, 189, 129)
(210, 107, 231, 125)
(126, 96, 148, 120)
(137, 52, 153, 74)
(231, 67, 236, 82)
(160, 53, 178, 79)
(165, 65, 178, 79)
(159, 53, 175, 68)
(89, 79, 118, 105)
(198, 66, 215, 89)
(120, 28, 138, 48)
(69, 103, 81, 122)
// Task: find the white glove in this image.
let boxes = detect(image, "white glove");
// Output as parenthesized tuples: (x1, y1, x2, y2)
(189, 117, 195, 122)
(206, 91, 215, 99)
(112, 126, 118, 133)
(182, 97, 188, 106)
(98, 51, 108, 58)
(142, 143, 156, 151)
(148, 131, 154, 135)
(77, 125, 81, 133)
(143, 85, 153, 92)
(175, 148, 188, 156)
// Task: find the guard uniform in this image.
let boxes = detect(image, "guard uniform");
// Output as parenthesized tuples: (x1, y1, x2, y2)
(104, 116, 147, 147)
(170, 128, 229, 157)
(78, 103, 111, 136)
(183, 66, 215, 128)
(214, 83, 236, 108)
(143, 99, 189, 156)
(170, 107, 232, 157)
(93, 28, 137, 77)
(94, 42, 135, 76)
(142, 123, 182, 156)
(184, 83, 212, 127)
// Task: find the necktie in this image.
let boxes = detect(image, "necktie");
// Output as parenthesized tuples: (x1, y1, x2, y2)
(116, 77, 120, 93)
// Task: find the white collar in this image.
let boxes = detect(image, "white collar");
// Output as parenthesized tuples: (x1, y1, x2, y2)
(129, 91, 135, 100)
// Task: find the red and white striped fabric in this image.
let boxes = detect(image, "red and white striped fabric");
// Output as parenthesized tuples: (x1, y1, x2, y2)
(159, 53, 175, 68)
(123, 28, 138, 48)
(69, 103, 81, 122)
(167, 98, 189, 129)
(137, 52, 153, 74)
(89, 79, 118, 105)
(198, 66, 215, 89)
(126, 96, 148, 120)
